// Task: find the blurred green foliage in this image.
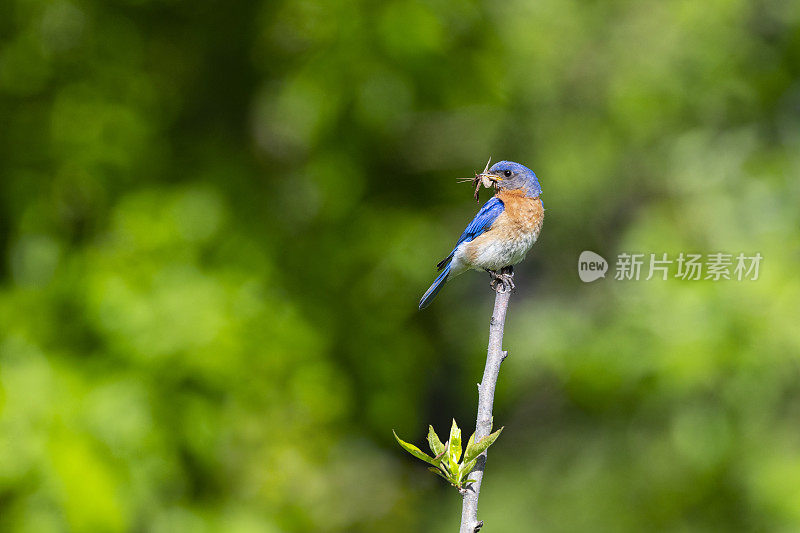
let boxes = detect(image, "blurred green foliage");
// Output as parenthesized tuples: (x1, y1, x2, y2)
(1, 0, 800, 531)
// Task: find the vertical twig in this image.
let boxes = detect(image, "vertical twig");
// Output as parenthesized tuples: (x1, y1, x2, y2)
(459, 276, 512, 533)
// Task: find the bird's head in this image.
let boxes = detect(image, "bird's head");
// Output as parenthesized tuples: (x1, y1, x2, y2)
(479, 161, 542, 198)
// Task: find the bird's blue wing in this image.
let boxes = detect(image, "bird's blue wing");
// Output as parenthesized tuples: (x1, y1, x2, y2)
(436, 197, 505, 270)
(455, 197, 505, 246)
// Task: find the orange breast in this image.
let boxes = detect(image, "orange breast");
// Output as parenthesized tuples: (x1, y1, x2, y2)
(495, 189, 544, 239)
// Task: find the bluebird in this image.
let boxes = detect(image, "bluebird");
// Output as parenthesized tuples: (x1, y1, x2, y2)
(419, 161, 544, 309)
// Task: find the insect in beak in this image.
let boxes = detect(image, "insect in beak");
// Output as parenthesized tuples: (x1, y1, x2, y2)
(456, 158, 500, 202)
(470, 158, 501, 201)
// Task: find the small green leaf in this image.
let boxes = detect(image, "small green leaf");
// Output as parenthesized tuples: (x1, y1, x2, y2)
(448, 419, 462, 469)
(464, 432, 475, 456)
(464, 427, 504, 464)
(431, 451, 446, 469)
(459, 457, 479, 483)
(393, 430, 436, 465)
(438, 456, 452, 475)
(428, 467, 450, 481)
(427, 425, 446, 457)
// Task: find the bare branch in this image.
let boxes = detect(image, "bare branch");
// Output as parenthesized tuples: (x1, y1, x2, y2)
(459, 269, 513, 533)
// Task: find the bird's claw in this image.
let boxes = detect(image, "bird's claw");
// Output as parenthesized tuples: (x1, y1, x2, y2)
(494, 274, 515, 293)
(487, 267, 515, 293)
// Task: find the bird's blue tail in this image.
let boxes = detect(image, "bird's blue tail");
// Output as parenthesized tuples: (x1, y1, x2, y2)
(419, 263, 451, 309)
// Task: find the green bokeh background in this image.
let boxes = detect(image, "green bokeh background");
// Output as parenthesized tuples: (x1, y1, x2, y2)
(1, 0, 799, 531)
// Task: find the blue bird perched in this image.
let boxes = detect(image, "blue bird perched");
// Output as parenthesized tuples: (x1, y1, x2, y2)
(419, 161, 544, 309)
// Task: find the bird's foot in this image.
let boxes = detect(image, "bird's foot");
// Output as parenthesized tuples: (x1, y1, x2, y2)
(487, 266, 515, 293)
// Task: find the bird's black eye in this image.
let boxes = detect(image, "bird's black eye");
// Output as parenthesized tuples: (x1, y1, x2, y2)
(503, 170, 512, 177)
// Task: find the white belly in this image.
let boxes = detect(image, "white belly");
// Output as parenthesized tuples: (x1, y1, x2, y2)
(449, 225, 539, 274)
(467, 231, 537, 270)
